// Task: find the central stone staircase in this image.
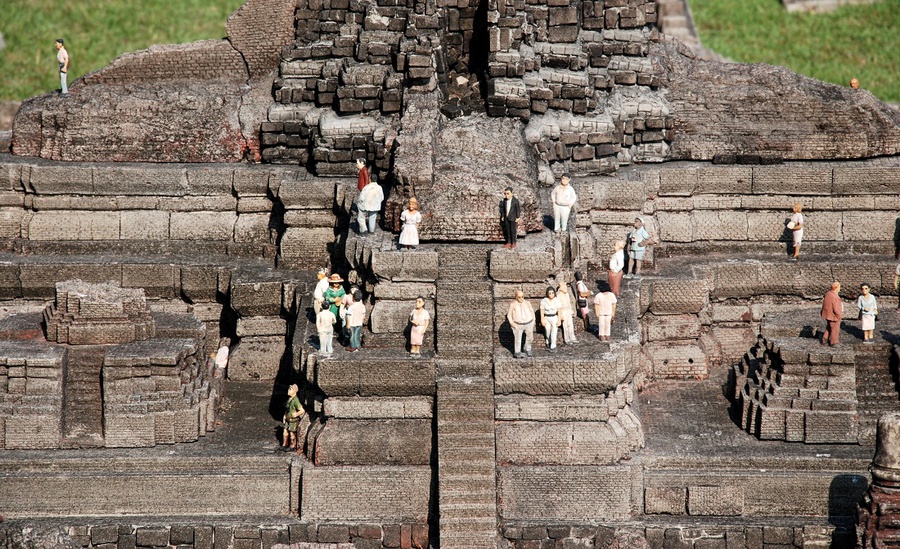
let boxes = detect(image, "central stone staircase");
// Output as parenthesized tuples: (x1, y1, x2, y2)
(434, 245, 497, 549)
(61, 346, 106, 448)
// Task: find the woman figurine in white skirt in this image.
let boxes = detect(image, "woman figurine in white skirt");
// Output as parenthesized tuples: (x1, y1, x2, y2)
(399, 197, 422, 250)
(857, 282, 878, 343)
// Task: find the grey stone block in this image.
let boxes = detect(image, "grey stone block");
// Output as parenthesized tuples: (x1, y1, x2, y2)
(370, 251, 439, 282)
(228, 335, 285, 381)
(369, 299, 434, 333)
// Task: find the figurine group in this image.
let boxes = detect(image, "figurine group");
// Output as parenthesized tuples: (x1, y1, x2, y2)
(506, 273, 619, 358)
(313, 270, 367, 355)
(499, 174, 578, 248)
(356, 158, 424, 251)
(820, 281, 881, 347)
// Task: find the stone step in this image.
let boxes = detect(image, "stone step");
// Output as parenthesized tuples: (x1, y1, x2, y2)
(437, 502, 498, 518)
(436, 374, 497, 549)
(439, 484, 496, 501)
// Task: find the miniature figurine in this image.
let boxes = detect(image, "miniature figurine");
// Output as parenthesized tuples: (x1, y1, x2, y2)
(857, 283, 878, 343)
(316, 302, 336, 357)
(499, 187, 520, 249)
(346, 290, 366, 352)
(339, 285, 359, 344)
(281, 384, 306, 451)
(572, 271, 592, 333)
(408, 296, 430, 357)
(313, 269, 329, 313)
(357, 173, 384, 234)
(399, 197, 422, 250)
(356, 157, 370, 191)
(850, 78, 860, 89)
(551, 173, 577, 233)
(323, 274, 346, 324)
(507, 290, 535, 358)
(593, 287, 617, 342)
(608, 240, 625, 296)
(540, 286, 561, 351)
(788, 203, 804, 259)
(821, 282, 843, 347)
(626, 217, 652, 278)
(556, 281, 577, 345)
(214, 344, 229, 378)
(55, 38, 69, 95)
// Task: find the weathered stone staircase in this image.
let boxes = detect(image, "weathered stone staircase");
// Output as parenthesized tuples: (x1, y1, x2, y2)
(855, 342, 899, 444)
(61, 346, 106, 448)
(434, 245, 497, 549)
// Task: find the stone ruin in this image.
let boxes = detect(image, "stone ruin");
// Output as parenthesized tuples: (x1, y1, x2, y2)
(0, 280, 216, 449)
(0, 0, 900, 547)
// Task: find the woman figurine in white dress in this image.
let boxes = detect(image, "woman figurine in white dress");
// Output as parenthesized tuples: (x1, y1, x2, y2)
(857, 282, 878, 343)
(398, 197, 422, 250)
(789, 202, 804, 259)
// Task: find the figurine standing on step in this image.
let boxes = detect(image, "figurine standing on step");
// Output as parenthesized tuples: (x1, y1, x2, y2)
(408, 296, 430, 357)
(788, 203, 804, 259)
(626, 217, 651, 278)
(356, 157, 370, 191)
(316, 302, 336, 357)
(346, 290, 366, 352)
(551, 173, 577, 233)
(313, 269, 329, 314)
(357, 173, 384, 234)
(540, 287, 561, 351)
(572, 271, 592, 333)
(593, 286, 617, 342)
(556, 281, 577, 345)
(507, 290, 535, 358)
(399, 197, 422, 250)
(821, 282, 843, 347)
(608, 240, 625, 297)
(499, 187, 520, 249)
(324, 274, 346, 326)
(857, 283, 878, 343)
(281, 384, 306, 451)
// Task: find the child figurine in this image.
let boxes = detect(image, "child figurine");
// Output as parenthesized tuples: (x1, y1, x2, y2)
(281, 384, 305, 451)
(399, 198, 422, 250)
(316, 301, 336, 357)
(408, 296, 430, 357)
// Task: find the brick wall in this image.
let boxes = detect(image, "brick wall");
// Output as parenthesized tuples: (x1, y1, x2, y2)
(81, 41, 248, 85)
(498, 465, 636, 521)
(0, 160, 321, 261)
(226, 0, 299, 80)
(301, 465, 431, 521)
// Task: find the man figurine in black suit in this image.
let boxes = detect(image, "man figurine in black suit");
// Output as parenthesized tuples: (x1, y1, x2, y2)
(499, 187, 520, 249)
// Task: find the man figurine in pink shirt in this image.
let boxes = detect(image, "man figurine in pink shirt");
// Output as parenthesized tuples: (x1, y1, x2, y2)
(506, 290, 535, 358)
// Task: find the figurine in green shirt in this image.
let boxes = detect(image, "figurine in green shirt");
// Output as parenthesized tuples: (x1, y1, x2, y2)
(281, 384, 305, 451)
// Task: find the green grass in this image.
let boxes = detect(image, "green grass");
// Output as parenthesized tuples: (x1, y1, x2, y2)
(0, 0, 246, 101)
(690, 0, 900, 102)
